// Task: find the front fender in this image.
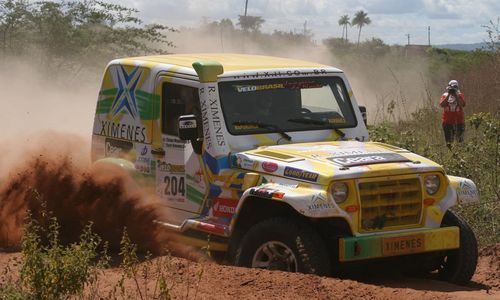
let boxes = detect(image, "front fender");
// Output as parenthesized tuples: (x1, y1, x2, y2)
(92, 157, 153, 188)
(448, 175, 480, 206)
(234, 183, 350, 219)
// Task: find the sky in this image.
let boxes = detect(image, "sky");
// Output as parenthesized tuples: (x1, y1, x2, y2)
(108, 0, 499, 45)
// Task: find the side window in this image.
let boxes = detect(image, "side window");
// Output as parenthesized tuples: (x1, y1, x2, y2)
(162, 83, 201, 136)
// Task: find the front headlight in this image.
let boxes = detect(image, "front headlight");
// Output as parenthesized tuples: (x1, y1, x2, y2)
(331, 182, 348, 203)
(424, 175, 440, 195)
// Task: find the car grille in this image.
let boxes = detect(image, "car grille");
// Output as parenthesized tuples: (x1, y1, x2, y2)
(359, 177, 422, 232)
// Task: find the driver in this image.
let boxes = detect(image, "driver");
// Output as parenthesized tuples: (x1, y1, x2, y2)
(253, 94, 273, 117)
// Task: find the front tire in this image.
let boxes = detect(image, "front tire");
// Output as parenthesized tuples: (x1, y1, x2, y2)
(234, 218, 331, 276)
(436, 210, 478, 285)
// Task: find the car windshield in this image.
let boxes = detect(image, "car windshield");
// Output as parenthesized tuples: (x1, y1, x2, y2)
(219, 76, 357, 135)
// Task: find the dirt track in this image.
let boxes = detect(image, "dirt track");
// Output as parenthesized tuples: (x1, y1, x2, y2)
(2, 244, 498, 299)
(100, 244, 500, 299)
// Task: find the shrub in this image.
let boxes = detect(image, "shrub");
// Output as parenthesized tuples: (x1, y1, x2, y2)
(0, 205, 109, 300)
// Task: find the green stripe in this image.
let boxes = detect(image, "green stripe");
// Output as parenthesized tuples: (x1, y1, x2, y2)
(96, 98, 114, 114)
(99, 88, 117, 96)
(97, 88, 159, 120)
(187, 185, 204, 205)
(340, 235, 382, 261)
(152, 94, 160, 119)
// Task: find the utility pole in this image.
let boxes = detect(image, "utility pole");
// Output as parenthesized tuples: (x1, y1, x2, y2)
(242, 0, 249, 53)
(405, 33, 410, 45)
(428, 26, 431, 46)
(303, 21, 307, 35)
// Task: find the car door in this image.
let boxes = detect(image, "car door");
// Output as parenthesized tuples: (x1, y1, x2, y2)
(154, 76, 208, 224)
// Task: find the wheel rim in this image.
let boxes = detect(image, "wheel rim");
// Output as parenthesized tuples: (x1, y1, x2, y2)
(251, 241, 298, 271)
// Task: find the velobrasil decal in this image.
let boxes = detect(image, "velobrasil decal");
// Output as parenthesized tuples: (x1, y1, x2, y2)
(283, 167, 319, 182)
(328, 153, 410, 167)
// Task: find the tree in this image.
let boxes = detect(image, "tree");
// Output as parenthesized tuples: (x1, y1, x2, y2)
(0, 0, 177, 73)
(0, 0, 32, 55)
(338, 14, 350, 42)
(237, 15, 265, 32)
(352, 10, 371, 46)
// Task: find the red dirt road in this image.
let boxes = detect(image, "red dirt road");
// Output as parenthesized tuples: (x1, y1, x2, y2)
(1, 244, 498, 299)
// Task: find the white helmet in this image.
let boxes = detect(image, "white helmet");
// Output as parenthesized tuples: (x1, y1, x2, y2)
(448, 80, 459, 88)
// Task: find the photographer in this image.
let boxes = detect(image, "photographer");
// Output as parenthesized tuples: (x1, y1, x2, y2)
(439, 80, 466, 148)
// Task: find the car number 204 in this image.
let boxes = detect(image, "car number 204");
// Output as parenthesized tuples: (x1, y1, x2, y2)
(163, 175, 185, 197)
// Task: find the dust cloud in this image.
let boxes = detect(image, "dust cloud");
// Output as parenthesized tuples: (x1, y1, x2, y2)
(0, 131, 174, 254)
(0, 61, 195, 256)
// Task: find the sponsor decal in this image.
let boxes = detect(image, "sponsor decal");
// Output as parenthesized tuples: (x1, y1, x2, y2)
(284, 80, 323, 89)
(249, 187, 284, 199)
(235, 83, 285, 93)
(232, 69, 327, 80)
(110, 65, 143, 119)
(328, 117, 345, 124)
(162, 137, 188, 149)
(307, 202, 335, 211)
(283, 167, 319, 182)
(457, 179, 479, 204)
(157, 162, 185, 173)
(200, 87, 225, 150)
(311, 192, 327, 202)
(135, 158, 151, 174)
(179, 119, 197, 129)
(234, 124, 259, 130)
(100, 121, 146, 143)
(261, 161, 278, 172)
(232, 154, 257, 170)
(135, 145, 150, 174)
(140, 145, 148, 156)
(105, 138, 133, 156)
(328, 153, 410, 167)
(307, 192, 334, 211)
(383, 234, 425, 256)
(212, 198, 238, 218)
(187, 168, 204, 184)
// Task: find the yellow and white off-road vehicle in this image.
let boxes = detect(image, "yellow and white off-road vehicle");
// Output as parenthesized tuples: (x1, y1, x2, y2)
(92, 54, 479, 284)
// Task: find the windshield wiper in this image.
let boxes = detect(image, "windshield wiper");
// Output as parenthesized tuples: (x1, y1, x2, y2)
(232, 121, 292, 141)
(288, 117, 346, 139)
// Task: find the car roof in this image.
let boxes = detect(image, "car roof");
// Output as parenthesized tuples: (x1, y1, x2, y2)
(126, 53, 338, 72)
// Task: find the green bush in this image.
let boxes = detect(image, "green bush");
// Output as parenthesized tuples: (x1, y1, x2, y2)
(0, 206, 109, 300)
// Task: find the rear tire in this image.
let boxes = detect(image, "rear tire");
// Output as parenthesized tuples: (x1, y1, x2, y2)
(234, 218, 331, 276)
(436, 210, 478, 285)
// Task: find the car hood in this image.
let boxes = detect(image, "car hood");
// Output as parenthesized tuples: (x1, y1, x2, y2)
(230, 141, 443, 185)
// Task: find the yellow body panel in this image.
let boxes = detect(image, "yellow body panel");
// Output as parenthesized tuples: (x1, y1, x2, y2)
(128, 53, 331, 72)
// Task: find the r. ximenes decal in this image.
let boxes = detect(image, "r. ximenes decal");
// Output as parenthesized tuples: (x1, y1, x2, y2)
(110, 65, 143, 119)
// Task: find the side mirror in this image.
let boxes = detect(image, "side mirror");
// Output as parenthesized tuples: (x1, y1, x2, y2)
(359, 106, 367, 126)
(178, 114, 199, 141)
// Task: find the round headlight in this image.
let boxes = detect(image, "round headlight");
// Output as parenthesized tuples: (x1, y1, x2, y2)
(424, 175, 440, 195)
(331, 182, 348, 204)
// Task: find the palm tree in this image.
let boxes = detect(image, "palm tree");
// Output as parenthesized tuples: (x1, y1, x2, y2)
(338, 15, 350, 42)
(351, 10, 371, 46)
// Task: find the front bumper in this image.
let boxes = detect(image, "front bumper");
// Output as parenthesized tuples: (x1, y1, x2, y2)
(339, 226, 459, 262)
